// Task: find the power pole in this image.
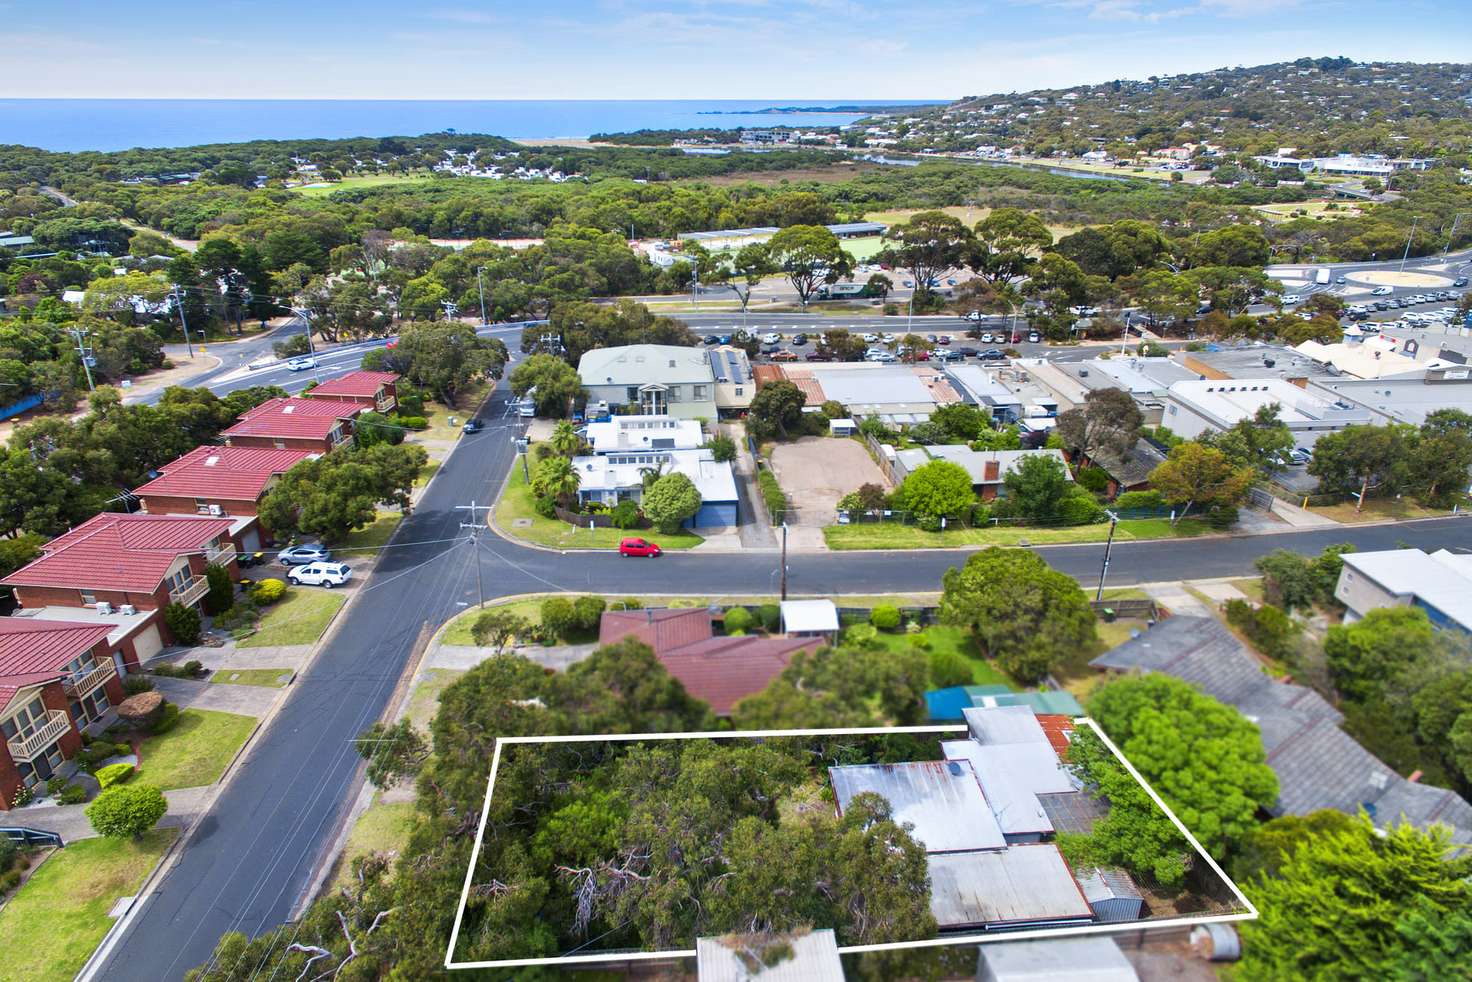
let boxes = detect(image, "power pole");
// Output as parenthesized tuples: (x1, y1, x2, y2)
(1095, 509, 1120, 602)
(1399, 216, 1419, 272)
(171, 286, 194, 358)
(779, 522, 789, 601)
(476, 267, 488, 327)
(69, 327, 95, 391)
(456, 501, 490, 609)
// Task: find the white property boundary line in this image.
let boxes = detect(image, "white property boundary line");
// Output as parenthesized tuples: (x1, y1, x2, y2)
(444, 721, 1258, 970)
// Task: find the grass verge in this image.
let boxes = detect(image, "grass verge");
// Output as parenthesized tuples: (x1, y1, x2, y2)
(239, 587, 347, 648)
(137, 708, 257, 790)
(338, 510, 402, 555)
(210, 668, 292, 688)
(1308, 496, 1458, 524)
(405, 668, 467, 731)
(493, 461, 703, 551)
(328, 795, 418, 892)
(414, 380, 494, 444)
(0, 829, 178, 982)
(822, 517, 1209, 550)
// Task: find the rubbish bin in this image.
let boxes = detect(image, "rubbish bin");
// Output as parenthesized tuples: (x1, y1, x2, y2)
(1102, 607, 1116, 622)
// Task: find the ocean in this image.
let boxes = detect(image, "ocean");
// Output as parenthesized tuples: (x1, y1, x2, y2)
(0, 100, 934, 153)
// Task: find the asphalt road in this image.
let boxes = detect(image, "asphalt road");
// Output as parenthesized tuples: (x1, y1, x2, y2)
(99, 341, 1472, 978)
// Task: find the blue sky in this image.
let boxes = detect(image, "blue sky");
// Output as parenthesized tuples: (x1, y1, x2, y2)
(5, 0, 1465, 99)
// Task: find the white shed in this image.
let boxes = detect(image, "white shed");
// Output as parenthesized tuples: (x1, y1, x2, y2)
(779, 599, 839, 639)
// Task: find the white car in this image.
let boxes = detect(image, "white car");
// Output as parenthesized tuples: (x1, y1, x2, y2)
(1281, 295, 1301, 305)
(861, 333, 880, 343)
(287, 561, 351, 588)
(286, 356, 317, 371)
(761, 332, 782, 344)
(881, 333, 896, 344)
(865, 349, 896, 363)
(1371, 286, 1394, 296)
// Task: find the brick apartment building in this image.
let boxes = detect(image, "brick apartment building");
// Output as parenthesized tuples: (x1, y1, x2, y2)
(301, 370, 399, 413)
(0, 618, 129, 806)
(220, 397, 362, 454)
(133, 445, 316, 552)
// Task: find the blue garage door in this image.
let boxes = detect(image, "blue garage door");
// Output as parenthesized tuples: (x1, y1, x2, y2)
(687, 501, 738, 529)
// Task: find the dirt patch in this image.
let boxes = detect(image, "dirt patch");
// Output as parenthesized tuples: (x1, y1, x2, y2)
(686, 162, 888, 186)
(768, 437, 889, 525)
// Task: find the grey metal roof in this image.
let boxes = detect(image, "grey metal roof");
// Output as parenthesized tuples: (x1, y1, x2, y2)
(977, 936, 1139, 981)
(1091, 617, 1472, 842)
(1076, 867, 1142, 904)
(577, 344, 715, 386)
(696, 929, 844, 982)
(926, 846, 1094, 928)
(710, 346, 752, 384)
(964, 704, 1052, 745)
(830, 759, 1006, 852)
(1037, 790, 1107, 835)
(941, 740, 1073, 836)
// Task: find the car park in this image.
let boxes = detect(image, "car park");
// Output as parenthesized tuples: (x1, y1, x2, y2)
(761, 343, 781, 354)
(276, 544, 331, 565)
(286, 356, 317, 371)
(618, 537, 662, 558)
(1288, 447, 1311, 466)
(462, 418, 484, 433)
(287, 561, 352, 588)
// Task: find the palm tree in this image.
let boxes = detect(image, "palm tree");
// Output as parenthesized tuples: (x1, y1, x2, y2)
(549, 420, 581, 457)
(535, 455, 582, 508)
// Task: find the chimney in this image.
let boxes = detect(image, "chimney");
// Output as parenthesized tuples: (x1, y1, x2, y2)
(983, 461, 1000, 482)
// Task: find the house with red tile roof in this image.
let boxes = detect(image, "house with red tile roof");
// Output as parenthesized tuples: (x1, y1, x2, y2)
(220, 396, 361, 454)
(598, 607, 823, 715)
(133, 445, 316, 552)
(1, 512, 239, 655)
(0, 618, 129, 807)
(302, 370, 399, 413)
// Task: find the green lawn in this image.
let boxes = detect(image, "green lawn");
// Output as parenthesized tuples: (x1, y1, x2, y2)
(137, 709, 257, 791)
(494, 460, 704, 551)
(864, 624, 1016, 688)
(210, 668, 292, 688)
(338, 510, 402, 555)
(239, 587, 347, 648)
(823, 517, 1209, 550)
(413, 380, 494, 444)
(290, 172, 437, 197)
(329, 796, 418, 891)
(1231, 578, 1265, 603)
(414, 459, 441, 488)
(0, 829, 178, 982)
(1309, 496, 1460, 524)
(405, 668, 466, 730)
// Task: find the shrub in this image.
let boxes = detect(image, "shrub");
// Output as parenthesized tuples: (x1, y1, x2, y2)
(929, 649, 974, 688)
(154, 660, 206, 679)
(250, 578, 286, 605)
(757, 469, 787, 521)
(86, 784, 168, 838)
(122, 674, 155, 695)
(114, 742, 132, 757)
(214, 600, 260, 633)
(1224, 599, 1302, 663)
(869, 604, 902, 630)
(572, 595, 606, 633)
(58, 785, 88, 805)
(0, 838, 15, 872)
(391, 414, 428, 430)
(152, 702, 181, 735)
(845, 623, 879, 646)
(540, 597, 578, 640)
(47, 776, 68, 797)
(704, 435, 737, 463)
(609, 499, 642, 530)
(533, 494, 559, 519)
(1115, 489, 1166, 512)
(0, 870, 19, 895)
(723, 607, 755, 633)
(117, 691, 165, 730)
(1075, 467, 1111, 497)
(756, 604, 781, 632)
(10, 785, 33, 808)
(1058, 487, 1106, 525)
(203, 563, 234, 616)
(96, 762, 135, 790)
(1202, 504, 1239, 530)
(610, 597, 643, 611)
(164, 602, 202, 646)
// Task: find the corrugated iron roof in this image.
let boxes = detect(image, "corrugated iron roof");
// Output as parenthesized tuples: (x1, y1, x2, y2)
(2, 512, 233, 592)
(926, 846, 1093, 928)
(695, 930, 844, 982)
(134, 445, 315, 501)
(941, 739, 1074, 835)
(303, 370, 399, 398)
(830, 759, 1006, 852)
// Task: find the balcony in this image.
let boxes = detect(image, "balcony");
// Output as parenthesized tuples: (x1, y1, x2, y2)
(205, 542, 237, 566)
(169, 576, 209, 607)
(7, 710, 71, 763)
(374, 394, 397, 413)
(64, 660, 116, 700)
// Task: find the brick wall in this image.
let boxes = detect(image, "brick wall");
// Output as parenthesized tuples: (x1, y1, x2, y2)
(139, 493, 260, 519)
(225, 434, 335, 454)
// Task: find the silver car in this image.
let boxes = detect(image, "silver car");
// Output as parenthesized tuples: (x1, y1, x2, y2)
(276, 544, 331, 565)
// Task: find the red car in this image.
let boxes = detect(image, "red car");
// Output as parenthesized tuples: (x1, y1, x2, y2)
(618, 537, 662, 558)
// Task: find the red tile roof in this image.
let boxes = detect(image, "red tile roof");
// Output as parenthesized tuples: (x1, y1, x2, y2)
(1036, 714, 1076, 758)
(134, 446, 316, 501)
(222, 397, 361, 442)
(659, 636, 821, 715)
(1, 512, 234, 593)
(598, 608, 822, 715)
(599, 607, 714, 652)
(0, 617, 116, 713)
(304, 371, 399, 398)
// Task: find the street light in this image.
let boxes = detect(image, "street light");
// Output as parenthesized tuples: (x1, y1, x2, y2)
(476, 266, 489, 327)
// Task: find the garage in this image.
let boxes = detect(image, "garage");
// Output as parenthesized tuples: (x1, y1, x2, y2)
(132, 621, 163, 661)
(237, 524, 262, 554)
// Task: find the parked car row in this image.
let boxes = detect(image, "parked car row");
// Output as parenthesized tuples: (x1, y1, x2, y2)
(275, 544, 352, 587)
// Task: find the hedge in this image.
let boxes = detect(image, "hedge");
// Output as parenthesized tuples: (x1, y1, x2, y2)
(757, 468, 787, 520)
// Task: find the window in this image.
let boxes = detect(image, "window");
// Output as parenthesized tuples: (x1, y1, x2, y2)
(166, 567, 192, 595)
(80, 590, 96, 606)
(693, 385, 707, 400)
(273, 441, 286, 450)
(735, 387, 743, 397)
(626, 387, 639, 402)
(195, 498, 211, 513)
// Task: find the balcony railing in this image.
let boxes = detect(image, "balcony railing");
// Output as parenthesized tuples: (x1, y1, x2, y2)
(169, 576, 209, 607)
(7, 710, 71, 763)
(205, 542, 237, 566)
(374, 395, 396, 413)
(64, 661, 116, 700)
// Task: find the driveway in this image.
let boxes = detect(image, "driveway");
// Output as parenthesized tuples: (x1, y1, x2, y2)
(769, 437, 890, 549)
